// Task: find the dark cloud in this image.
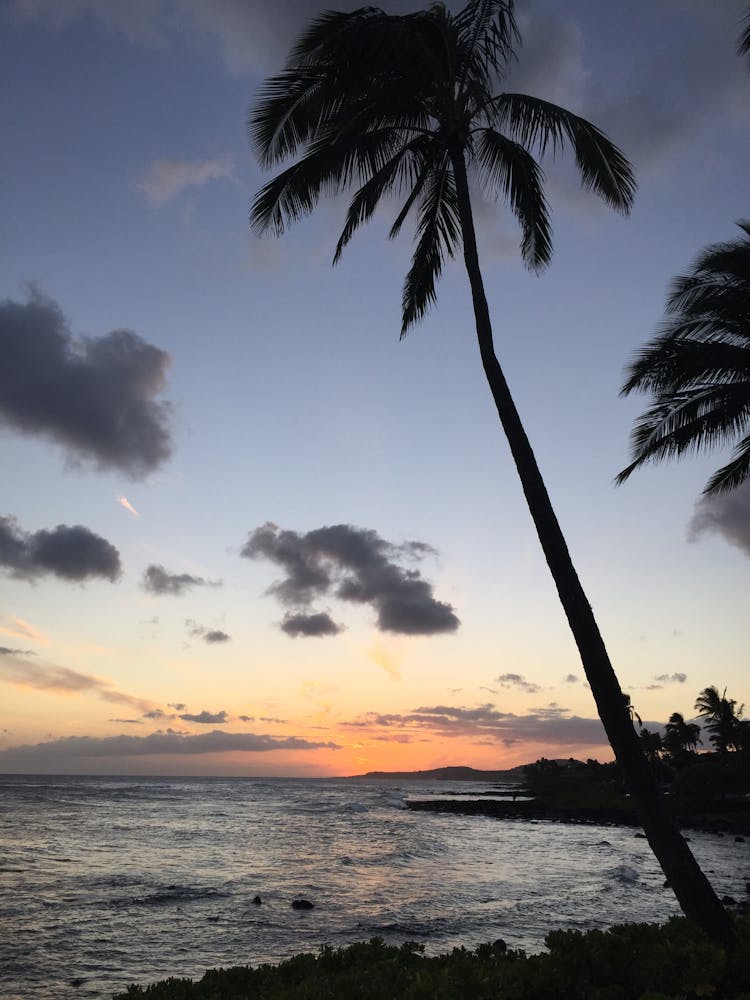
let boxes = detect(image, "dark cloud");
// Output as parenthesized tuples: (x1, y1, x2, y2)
(688, 484, 750, 557)
(143, 708, 175, 720)
(0, 652, 155, 713)
(259, 716, 287, 724)
(204, 629, 230, 644)
(653, 673, 687, 685)
(281, 611, 343, 638)
(242, 522, 459, 637)
(185, 620, 231, 643)
(0, 290, 171, 477)
(563, 674, 579, 684)
(168, 702, 186, 711)
(108, 718, 142, 725)
(179, 710, 228, 725)
(496, 673, 541, 694)
(142, 564, 218, 595)
(0, 729, 342, 769)
(0, 646, 33, 656)
(342, 702, 608, 749)
(0, 515, 121, 582)
(238, 714, 254, 722)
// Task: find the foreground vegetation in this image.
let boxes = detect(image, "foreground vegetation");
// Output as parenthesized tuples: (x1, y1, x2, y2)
(116, 915, 750, 999)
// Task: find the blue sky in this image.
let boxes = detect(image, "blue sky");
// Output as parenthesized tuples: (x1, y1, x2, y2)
(0, 0, 748, 775)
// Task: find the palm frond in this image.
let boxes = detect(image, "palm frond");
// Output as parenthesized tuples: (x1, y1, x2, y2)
(739, 7, 750, 59)
(455, 0, 519, 83)
(476, 128, 552, 269)
(400, 156, 460, 335)
(250, 127, 404, 235)
(491, 94, 636, 212)
(333, 135, 434, 262)
(705, 432, 750, 493)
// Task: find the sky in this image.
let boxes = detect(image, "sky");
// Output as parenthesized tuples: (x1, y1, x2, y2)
(0, 0, 748, 777)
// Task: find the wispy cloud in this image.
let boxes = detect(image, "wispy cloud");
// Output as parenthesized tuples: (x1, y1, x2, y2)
(0, 729, 342, 770)
(342, 702, 609, 750)
(0, 616, 49, 645)
(0, 652, 156, 713)
(496, 673, 541, 694)
(117, 495, 140, 517)
(137, 155, 234, 206)
(142, 564, 220, 596)
(185, 620, 231, 644)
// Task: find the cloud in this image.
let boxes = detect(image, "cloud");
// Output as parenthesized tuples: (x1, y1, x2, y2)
(0, 729, 342, 770)
(137, 155, 235, 205)
(238, 714, 254, 722)
(242, 522, 459, 637)
(117, 495, 140, 517)
(0, 652, 155, 713)
(653, 673, 687, 685)
(280, 612, 343, 638)
(0, 515, 121, 582)
(108, 718, 143, 724)
(688, 483, 750, 557)
(563, 674, 579, 684)
(0, 646, 33, 656)
(185, 620, 231, 643)
(0, 290, 172, 477)
(178, 710, 228, 724)
(342, 702, 608, 749)
(0, 616, 49, 645)
(496, 672, 541, 694)
(142, 564, 219, 595)
(168, 702, 186, 711)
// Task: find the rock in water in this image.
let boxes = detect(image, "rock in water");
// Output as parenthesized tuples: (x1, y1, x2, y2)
(292, 898, 314, 910)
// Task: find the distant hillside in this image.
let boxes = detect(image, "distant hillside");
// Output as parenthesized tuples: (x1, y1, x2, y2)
(348, 765, 527, 782)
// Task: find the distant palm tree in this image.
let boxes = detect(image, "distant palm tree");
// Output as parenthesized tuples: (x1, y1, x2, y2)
(695, 685, 746, 754)
(618, 222, 750, 495)
(251, 0, 731, 942)
(663, 712, 702, 765)
(638, 726, 664, 767)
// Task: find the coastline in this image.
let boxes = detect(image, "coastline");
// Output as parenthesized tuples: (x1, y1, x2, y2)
(406, 796, 750, 837)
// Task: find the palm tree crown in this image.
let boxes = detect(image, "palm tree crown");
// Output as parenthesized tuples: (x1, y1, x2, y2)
(250, 1, 634, 334)
(618, 222, 750, 495)
(695, 685, 746, 754)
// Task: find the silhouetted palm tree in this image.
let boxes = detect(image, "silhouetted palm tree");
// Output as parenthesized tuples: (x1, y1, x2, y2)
(251, 0, 731, 942)
(618, 222, 750, 495)
(695, 685, 746, 754)
(663, 712, 702, 765)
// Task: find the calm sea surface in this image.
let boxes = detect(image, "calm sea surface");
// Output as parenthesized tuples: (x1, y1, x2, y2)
(0, 774, 748, 999)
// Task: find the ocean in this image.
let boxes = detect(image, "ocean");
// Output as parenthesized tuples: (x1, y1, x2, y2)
(0, 774, 747, 999)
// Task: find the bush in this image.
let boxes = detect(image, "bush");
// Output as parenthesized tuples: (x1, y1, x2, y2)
(115, 915, 750, 1000)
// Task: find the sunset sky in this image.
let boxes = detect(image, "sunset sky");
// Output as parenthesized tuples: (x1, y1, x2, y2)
(1, 0, 748, 776)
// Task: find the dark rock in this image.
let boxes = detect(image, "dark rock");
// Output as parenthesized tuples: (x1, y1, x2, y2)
(207, 915, 220, 922)
(292, 898, 314, 910)
(745, 882, 750, 896)
(721, 895, 737, 906)
(663, 880, 671, 888)
(635, 833, 647, 839)
(735, 836, 746, 843)
(70, 979, 85, 988)
(252, 895, 262, 905)
(492, 939, 507, 953)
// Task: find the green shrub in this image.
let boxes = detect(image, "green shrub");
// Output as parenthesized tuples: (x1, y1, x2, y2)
(115, 915, 750, 1000)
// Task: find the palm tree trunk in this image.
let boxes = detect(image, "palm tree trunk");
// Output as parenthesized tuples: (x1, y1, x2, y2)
(448, 148, 734, 946)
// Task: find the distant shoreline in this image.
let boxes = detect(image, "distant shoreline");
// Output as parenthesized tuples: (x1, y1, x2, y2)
(406, 797, 750, 837)
(346, 765, 526, 782)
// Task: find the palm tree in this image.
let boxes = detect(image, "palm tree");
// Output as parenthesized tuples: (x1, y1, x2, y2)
(663, 712, 702, 766)
(250, 0, 732, 942)
(618, 223, 750, 494)
(695, 685, 746, 754)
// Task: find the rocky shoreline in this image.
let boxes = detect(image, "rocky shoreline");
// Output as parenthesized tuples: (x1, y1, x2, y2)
(406, 797, 750, 837)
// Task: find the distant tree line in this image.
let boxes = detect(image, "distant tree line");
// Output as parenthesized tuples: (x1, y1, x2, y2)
(637, 685, 749, 768)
